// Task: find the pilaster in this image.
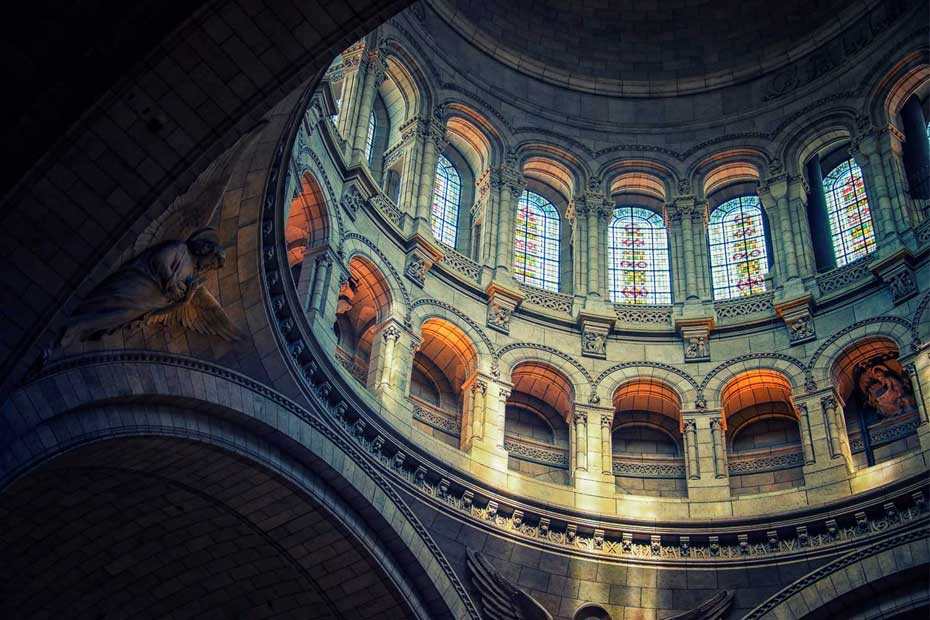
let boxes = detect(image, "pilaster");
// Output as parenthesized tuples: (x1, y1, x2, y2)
(681, 410, 731, 505)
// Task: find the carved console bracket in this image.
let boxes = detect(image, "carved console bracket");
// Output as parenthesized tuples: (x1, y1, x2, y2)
(676, 317, 714, 363)
(485, 282, 524, 334)
(775, 295, 816, 346)
(577, 310, 614, 359)
(871, 250, 918, 305)
(404, 233, 444, 288)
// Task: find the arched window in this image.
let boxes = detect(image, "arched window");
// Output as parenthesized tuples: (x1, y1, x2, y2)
(365, 112, 376, 165)
(608, 206, 672, 304)
(514, 190, 560, 291)
(431, 155, 461, 247)
(822, 158, 876, 266)
(708, 195, 769, 299)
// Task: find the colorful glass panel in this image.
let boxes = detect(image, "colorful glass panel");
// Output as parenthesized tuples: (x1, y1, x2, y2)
(708, 196, 768, 299)
(823, 158, 876, 266)
(365, 112, 376, 165)
(608, 207, 672, 304)
(513, 190, 560, 291)
(431, 155, 461, 247)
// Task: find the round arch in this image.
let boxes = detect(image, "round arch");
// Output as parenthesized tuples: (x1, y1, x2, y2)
(701, 354, 808, 410)
(409, 298, 496, 375)
(808, 317, 915, 388)
(496, 343, 592, 401)
(0, 355, 476, 620)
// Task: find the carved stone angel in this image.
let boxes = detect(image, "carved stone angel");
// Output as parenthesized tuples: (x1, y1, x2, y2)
(57, 227, 239, 348)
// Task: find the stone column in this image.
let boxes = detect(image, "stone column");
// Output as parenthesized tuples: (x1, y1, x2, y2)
(679, 201, 699, 301)
(573, 189, 607, 298)
(681, 410, 731, 506)
(666, 207, 687, 303)
(903, 354, 930, 453)
(710, 418, 727, 479)
(787, 175, 816, 278)
(396, 118, 425, 214)
(350, 49, 385, 165)
(759, 175, 799, 284)
(334, 43, 367, 143)
(600, 414, 613, 475)
(682, 418, 700, 480)
(492, 157, 526, 278)
(466, 379, 511, 485)
(821, 393, 853, 472)
(415, 115, 446, 231)
(461, 373, 489, 451)
(573, 411, 588, 473)
(378, 324, 401, 389)
(851, 132, 897, 246)
(795, 402, 816, 466)
(879, 126, 918, 232)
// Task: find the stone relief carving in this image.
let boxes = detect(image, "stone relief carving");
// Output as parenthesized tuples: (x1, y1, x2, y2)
(582, 329, 607, 358)
(487, 302, 512, 333)
(404, 253, 428, 287)
(685, 336, 709, 361)
(55, 228, 239, 350)
(883, 266, 918, 304)
(788, 315, 816, 343)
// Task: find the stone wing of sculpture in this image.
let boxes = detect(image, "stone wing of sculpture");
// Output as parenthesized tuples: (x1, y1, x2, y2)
(467, 549, 552, 620)
(665, 590, 734, 620)
(145, 285, 240, 341)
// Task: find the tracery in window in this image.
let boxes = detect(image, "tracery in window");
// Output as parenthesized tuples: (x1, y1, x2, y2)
(513, 190, 560, 291)
(608, 206, 671, 304)
(431, 155, 461, 247)
(708, 195, 768, 299)
(822, 158, 876, 266)
(365, 112, 376, 165)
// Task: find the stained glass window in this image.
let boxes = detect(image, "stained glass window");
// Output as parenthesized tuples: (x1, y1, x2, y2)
(431, 155, 461, 247)
(822, 158, 876, 266)
(608, 207, 672, 304)
(365, 112, 376, 165)
(708, 196, 768, 299)
(513, 190, 560, 291)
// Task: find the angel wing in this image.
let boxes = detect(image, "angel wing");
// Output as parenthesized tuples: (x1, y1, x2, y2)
(665, 590, 734, 620)
(466, 549, 552, 620)
(145, 286, 240, 341)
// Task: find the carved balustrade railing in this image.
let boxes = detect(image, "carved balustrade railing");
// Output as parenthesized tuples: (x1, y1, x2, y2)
(411, 397, 462, 437)
(848, 416, 921, 453)
(816, 256, 873, 295)
(517, 283, 573, 314)
(436, 244, 481, 282)
(727, 445, 804, 474)
(334, 346, 368, 384)
(612, 454, 686, 479)
(714, 292, 775, 321)
(503, 435, 570, 468)
(613, 303, 674, 326)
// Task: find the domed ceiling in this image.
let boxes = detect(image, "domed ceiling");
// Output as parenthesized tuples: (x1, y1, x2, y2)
(428, 0, 874, 95)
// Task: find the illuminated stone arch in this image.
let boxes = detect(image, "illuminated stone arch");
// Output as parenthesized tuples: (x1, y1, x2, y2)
(701, 353, 808, 410)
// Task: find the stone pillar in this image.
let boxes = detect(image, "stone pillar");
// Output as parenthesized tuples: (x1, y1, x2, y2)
(491, 156, 526, 279)
(666, 206, 688, 303)
(795, 401, 816, 466)
(334, 43, 367, 143)
(573, 411, 588, 474)
(572, 188, 607, 298)
(795, 389, 853, 495)
(759, 174, 800, 286)
(710, 418, 727, 479)
(682, 418, 700, 480)
(878, 125, 918, 232)
(679, 202, 699, 300)
(414, 114, 446, 234)
(396, 118, 425, 213)
(350, 49, 385, 166)
(461, 373, 490, 451)
(378, 324, 401, 389)
(600, 414, 613, 475)
(787, 174, 816, 278)
(903, 353, 930, 453)
(467, 379, 511, 486)
(682, 410, 731, 507)
(851, 132, 897, 248)
(821, 393, 853, 473)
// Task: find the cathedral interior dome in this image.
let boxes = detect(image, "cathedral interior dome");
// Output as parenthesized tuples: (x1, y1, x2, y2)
(1, 1, 928, 619)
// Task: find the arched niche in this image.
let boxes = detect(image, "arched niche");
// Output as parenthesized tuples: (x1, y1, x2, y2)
(335, 256, 393, 386)
(411, 318, 478, 447)
(721, 369, 805, 496)
(611, 378, 686, 498)
(504, 362, 573, 485)
(831, 337, 921, 470)
(286, 172, 331, 282)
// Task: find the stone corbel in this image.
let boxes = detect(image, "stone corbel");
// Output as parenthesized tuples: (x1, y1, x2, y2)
(404, 233, 444, 288)
(675, 317, 713, 363)
(870, 250, 918, 305)
(775, 295, 816, 346)
(577, 310, 614, 359)
(485, 282, 524, 334)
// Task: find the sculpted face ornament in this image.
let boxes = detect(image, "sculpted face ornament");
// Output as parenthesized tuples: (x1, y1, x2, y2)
(54, 227, 239, 350)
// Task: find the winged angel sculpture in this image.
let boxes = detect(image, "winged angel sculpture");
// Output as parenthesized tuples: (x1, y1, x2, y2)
(467, 548, 733, 620)
(56, 227, 239, 348)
